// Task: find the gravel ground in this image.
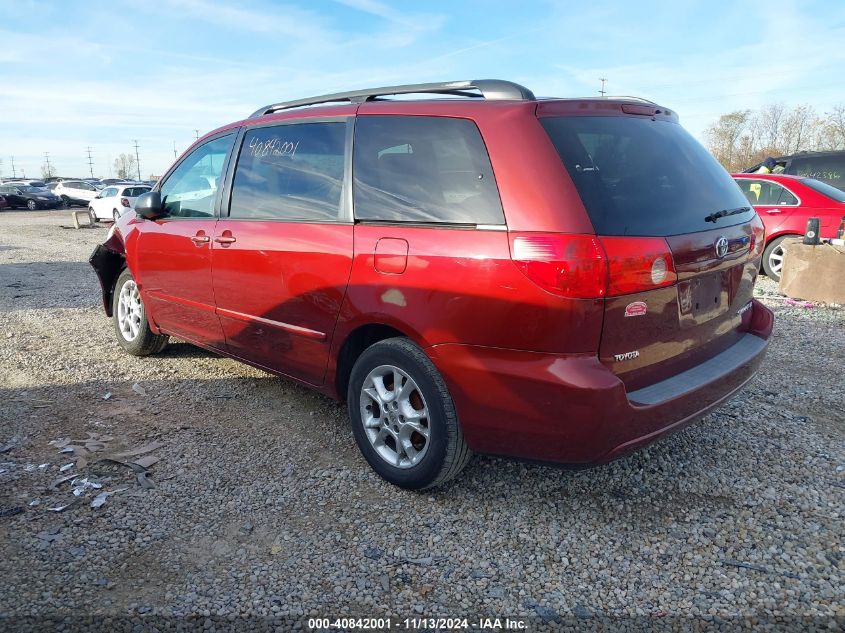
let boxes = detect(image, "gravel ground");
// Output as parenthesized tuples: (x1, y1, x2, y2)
(0, 210, 842, 632)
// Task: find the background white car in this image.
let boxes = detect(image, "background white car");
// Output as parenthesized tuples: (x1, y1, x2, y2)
(88, 184, 151, 222)
(53, 180, 101, 207)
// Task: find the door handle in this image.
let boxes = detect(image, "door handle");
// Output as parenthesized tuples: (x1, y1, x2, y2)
(764, 208, 781, 214)
(214, 236, 236, 244)
(190, 233, 210, 244)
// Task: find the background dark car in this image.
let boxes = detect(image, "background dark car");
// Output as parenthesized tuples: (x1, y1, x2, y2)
(744, 150, 845, 191)
(0, 184, 62, 210)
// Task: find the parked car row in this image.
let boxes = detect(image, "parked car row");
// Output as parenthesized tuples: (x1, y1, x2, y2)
(0, 178, 152, 221)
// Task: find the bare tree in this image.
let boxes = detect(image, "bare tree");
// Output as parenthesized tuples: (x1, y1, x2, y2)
(756, 103, 787, 153)
(816, 103, 845, 151)
(706, 101, 845, 170)
(705, 110, 751, 172)
(41, 162, 56, 178)
(114, 153, 137, 180)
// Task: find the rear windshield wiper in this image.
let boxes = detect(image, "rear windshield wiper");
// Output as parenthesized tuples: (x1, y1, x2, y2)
(704, 206, 751, 223)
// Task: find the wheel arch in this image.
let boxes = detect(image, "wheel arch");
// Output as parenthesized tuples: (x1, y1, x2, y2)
(89, 232, 127, 317)
(333, 322, 414, 401)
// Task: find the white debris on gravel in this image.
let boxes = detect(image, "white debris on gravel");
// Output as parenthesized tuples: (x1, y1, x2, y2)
(0, 211, 842, 629)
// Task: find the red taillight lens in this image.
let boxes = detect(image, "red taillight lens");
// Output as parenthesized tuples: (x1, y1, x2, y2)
(121, 197, 130, 208)
(510, 233, 607, 298)
(599, 236, 677, 296)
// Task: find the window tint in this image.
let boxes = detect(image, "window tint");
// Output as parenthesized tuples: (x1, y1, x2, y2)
(160, 134, 233, 218)
(801, 178, 845, 202)
(734, 179, 798, 206)
(229, 122, 345, 221)
(786, 155, 845, 188)
(102, 187, 118, 197)
(353, 116, 504, 225)
(542, 116, 754, 236)
(126, 187, 150, 197)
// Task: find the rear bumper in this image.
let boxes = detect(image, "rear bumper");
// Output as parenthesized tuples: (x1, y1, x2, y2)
(428, 299, 774, 464)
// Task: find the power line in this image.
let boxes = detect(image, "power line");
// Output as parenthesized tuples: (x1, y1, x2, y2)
(599, 77, 607, 97)
(87, 147, 95, 178)
(133, 140, 141, 180)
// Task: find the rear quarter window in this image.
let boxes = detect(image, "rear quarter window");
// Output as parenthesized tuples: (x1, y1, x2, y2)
(353, 115, 504, 225)
(541, 116, 754, 236)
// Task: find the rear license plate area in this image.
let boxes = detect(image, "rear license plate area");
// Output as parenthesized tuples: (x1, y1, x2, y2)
(678, 272, 728, 324)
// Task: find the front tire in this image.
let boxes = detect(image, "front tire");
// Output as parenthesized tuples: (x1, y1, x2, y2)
(61, 195, 71, 208)
(112, 268, 169, 356)
(762, 235, 793, 282)
(348, 337, 470, 489)
(26, 199, 37, 210)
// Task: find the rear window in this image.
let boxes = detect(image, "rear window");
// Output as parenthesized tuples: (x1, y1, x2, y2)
(353, 116, 504, 225)
(786, 155, 845, 186)
(541, 116, 755, 236)
(801, 177, 845, 203)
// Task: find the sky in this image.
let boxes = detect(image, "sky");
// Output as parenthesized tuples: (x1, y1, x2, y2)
(1, 0, 844, 179)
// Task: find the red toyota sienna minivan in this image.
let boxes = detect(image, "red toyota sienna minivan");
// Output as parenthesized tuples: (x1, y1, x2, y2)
(90, 80, 774, 489)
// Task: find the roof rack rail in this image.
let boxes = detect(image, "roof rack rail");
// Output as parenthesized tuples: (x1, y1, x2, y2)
(600, 95, 659, 106)
(249, 79, 535, 118)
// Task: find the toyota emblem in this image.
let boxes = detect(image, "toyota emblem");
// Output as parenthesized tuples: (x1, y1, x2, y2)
(715, 236, 729, 258)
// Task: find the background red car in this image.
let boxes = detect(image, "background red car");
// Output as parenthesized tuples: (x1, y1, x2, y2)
(732, 173, 845, 280)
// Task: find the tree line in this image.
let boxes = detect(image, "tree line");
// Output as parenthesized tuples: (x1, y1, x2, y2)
(705, 103, 845, 172)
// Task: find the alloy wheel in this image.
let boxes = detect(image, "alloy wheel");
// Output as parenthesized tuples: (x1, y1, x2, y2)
(359, 364, 430, 469)
(768, 244, 784, 277)
(116, 279, 142, 342)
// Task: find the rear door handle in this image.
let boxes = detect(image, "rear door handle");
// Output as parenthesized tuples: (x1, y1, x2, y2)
(191, 233, 210, 244)
(214, 236, 236, 244)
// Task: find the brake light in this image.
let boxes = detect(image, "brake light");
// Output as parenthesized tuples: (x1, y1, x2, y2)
(510, 233, 607, 298)
(510, 233, 679, 298)
(749, 214, 765, 258)
(120, 197, 130, 208)
(599, 237, 677, 296)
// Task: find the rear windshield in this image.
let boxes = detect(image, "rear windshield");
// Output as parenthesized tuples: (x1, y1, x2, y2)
(541, 116, 755, 236)
(801, 178, 845, 202)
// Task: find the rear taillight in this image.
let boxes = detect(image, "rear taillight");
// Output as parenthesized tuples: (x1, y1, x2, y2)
(749, 214, 765, 258)
(510, 233, 678, 298)
(599, 236, 677, 296)
(510, 233, 607, 298)
(120, 197, 130, 208)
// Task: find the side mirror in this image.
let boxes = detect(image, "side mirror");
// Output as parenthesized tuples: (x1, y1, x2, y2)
(135, 191, 164, 220)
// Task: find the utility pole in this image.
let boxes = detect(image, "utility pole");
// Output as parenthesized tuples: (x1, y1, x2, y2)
(10, 156, 17, 179)
(194, 129, 200, 140)
(87, 147, 95, 178)
(599, 77, 607, 96)
(133, 140, 141, 180)
(173, 140, 178, 158)
(44, 152, 52, 177)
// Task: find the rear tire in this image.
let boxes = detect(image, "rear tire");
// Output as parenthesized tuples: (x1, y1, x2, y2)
(762, 235, 793, 282)
(113, 209, 120, 223)
(89, 208, 98, 225)
(61, 195, 71, 208)
(347, 337, 470, 490)
(112, 268, 169, 356)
